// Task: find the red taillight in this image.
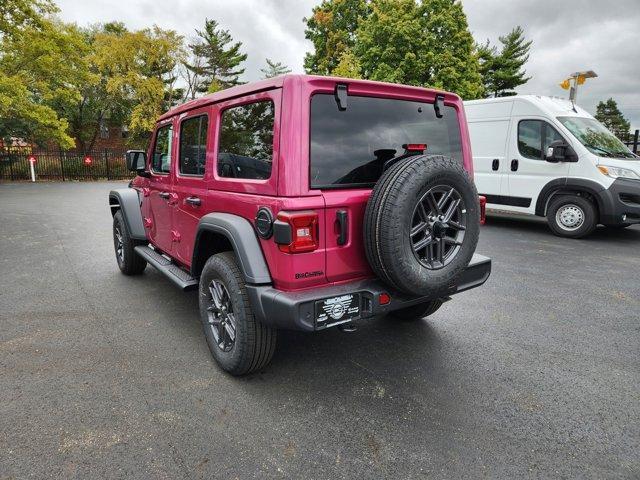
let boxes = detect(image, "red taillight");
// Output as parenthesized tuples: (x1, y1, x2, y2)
(83, 156, 93, 165)
(275, 211, 319, 253)
(403, 143, 427, 153)
(479, 195, 487, 225)
(379, 293, 391, 305)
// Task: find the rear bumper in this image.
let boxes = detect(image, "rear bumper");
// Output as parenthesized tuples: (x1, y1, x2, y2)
(246, 254, 491, 332)
(598, 178, 640, 226)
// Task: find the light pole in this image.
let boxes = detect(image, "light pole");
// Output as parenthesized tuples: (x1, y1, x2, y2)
(560, 70, 598, 104)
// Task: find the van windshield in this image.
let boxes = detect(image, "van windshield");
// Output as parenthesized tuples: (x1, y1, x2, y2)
(310, 94, 463, 188)
(557, 116, 636, 159)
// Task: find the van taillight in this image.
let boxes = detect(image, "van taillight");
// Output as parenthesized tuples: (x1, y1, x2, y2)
(274, 211, 319, 253)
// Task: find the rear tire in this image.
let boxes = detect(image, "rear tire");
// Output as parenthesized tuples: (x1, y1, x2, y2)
(547, 195, 597, 238)
(198, 252, 277, 376)
(364, 155, 480, 297)
(391, 299, 443, 321)
(113, 210, 147, 275)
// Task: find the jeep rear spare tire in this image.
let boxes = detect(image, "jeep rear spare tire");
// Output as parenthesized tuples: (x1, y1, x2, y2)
(364, 155, 480, 297)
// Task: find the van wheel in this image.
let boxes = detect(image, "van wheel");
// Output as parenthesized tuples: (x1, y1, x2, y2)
(391, 299, 443, 321)
(113, 210, 147, 275)
(547, 195, 597, 238)
(198, 252, 277, 376)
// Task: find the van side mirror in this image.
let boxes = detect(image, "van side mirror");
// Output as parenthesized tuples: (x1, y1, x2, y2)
(546, 140, 578, 163)
(126, 150, 149, 176)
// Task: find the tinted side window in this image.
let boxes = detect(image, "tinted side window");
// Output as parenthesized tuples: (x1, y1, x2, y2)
(179, 115, 208, 175)
(152, 124, 173, 174)
(217, 101, 274, 180)
(518, 120, 543, 159)
(518, 120, 566, 160)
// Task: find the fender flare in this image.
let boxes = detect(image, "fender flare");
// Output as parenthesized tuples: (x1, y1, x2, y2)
(192, 213, 272, 285)
(535, 178, 607, 217)
(108, 188, 146, 240)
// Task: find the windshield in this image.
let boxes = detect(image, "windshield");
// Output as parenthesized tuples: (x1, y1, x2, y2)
(310, 94, 462, 188)
(557, 116, 636, 159)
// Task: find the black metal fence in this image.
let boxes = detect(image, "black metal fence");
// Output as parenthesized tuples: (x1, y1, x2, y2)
(623, 129, 639, 154)
(0, 148, 133, 181)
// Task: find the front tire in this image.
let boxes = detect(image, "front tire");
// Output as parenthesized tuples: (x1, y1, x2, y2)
(546, 195, 597, 238)
(198, 252, 276, 376)
(391, 299, 443, 321)
(113, 210, 147, 275)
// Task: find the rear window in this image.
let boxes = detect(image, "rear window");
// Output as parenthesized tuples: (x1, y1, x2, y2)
(310, 94, 462, 188)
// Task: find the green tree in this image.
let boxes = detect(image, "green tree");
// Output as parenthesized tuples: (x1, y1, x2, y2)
(478, 26, 532, 97)
(332, 48, 361, 78)
(595, 98, 631, 140)
(303, 0, 370, 75)
(184, 18, 247, 98)
(0, 0, 57, 39)
(0, 17, 89, 148)
(92, 25, 185, 144)
(353, 0, 483, 99)
(260, 58, 291, 79)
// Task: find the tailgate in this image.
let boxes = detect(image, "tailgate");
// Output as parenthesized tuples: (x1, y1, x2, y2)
(322, 189, 373, 283)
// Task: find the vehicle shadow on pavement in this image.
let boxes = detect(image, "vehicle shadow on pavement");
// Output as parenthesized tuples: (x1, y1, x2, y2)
(263, 315, 443, 378)
(484, 215, 640, 243)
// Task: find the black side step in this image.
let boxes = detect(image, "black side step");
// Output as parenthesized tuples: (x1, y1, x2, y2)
(134, 245, 199, 291)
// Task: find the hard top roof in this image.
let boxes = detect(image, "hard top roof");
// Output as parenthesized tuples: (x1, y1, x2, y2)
(158, 74, 456, 121)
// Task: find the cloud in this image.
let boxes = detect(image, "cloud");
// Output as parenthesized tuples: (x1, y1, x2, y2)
(55, 0, 640, 131)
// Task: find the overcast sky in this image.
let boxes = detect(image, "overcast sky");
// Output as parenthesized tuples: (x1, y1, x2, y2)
(56, 0, 640, 131)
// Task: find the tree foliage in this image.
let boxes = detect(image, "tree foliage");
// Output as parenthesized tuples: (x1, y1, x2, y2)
(303, 0, 484, 99)
(595, 98, 631, 140)
(0, 15, 89, 148)
(260, 58, 291, 79)
(0, 0, 57, 39)
(478, 26, 532, 97)
(303, 0, 370, 76)
(184, 18, 247, 98)
(92, 25, 184, 143)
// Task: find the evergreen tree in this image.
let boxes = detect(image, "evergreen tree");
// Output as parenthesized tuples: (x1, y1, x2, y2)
(303, 0, 370, 75)
(595, 98, 631, 140)
(185, 19, 247, 97)
(478, 26, 532, 97)
(260, 58, 291, 79)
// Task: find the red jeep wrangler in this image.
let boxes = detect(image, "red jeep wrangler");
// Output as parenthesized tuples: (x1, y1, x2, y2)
(109, 75, 491, 375)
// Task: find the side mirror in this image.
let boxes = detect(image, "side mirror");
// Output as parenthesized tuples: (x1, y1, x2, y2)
(125, 150, 149, 175)
(546, 140, 578, 163)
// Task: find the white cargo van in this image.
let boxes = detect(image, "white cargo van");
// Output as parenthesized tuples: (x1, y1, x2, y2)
(465, 95, 640, 237)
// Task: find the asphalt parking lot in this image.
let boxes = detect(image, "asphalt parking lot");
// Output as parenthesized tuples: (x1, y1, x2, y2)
(1, 182, 638, 479)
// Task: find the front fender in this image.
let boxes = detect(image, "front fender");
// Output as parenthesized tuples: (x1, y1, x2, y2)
(108, 188, 146, 241)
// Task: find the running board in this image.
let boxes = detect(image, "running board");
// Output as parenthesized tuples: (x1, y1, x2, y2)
(134, 245, 199, 291)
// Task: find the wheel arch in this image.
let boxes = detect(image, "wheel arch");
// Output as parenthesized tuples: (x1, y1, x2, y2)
(191, 213, 272, 285)
(535, 178, 605, 219)
(108, 188, 146, 240)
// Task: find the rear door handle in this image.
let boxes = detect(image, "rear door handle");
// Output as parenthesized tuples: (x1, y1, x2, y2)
(158, 192, 170, 199)
(492, 159, 499, 171)
(185, 196, 201, 206)
(336, 210, 348, 246)
(511, 159, 519, 171)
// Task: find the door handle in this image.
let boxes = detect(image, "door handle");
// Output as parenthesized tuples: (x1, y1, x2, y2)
(492, 159, 499, 171)
(185, 196, 201, 206)
(511, 159, 519, 171)
(158, 191, 170, 199)
(336, 210, 348, 246)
